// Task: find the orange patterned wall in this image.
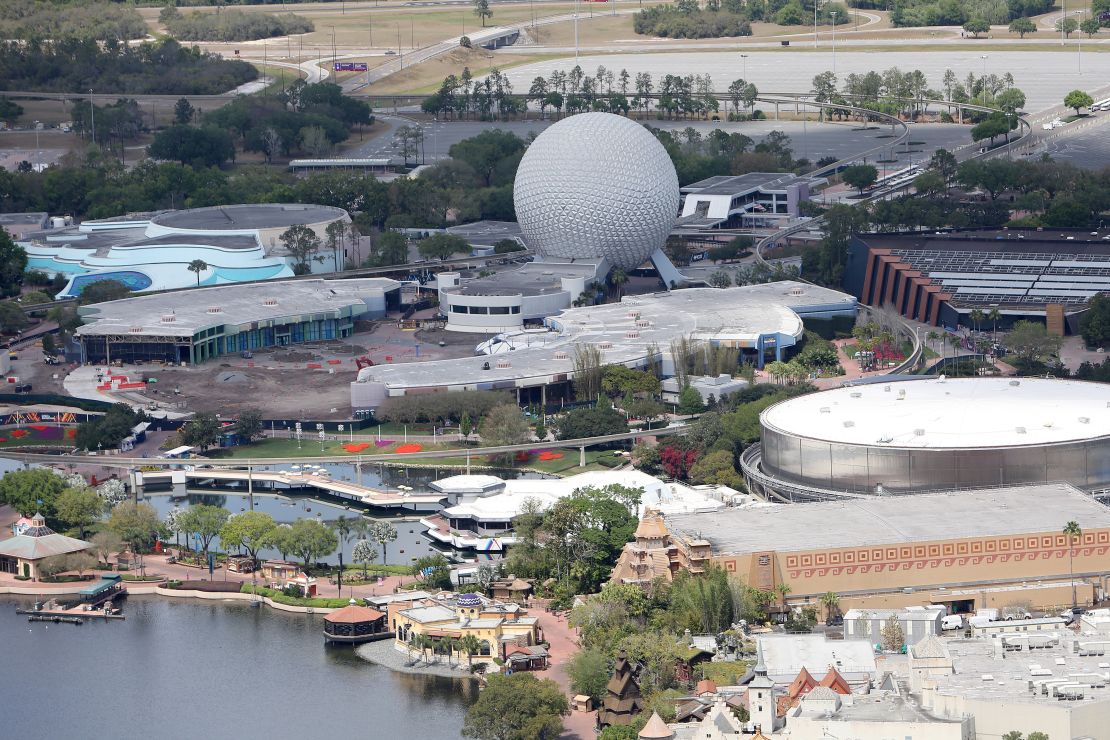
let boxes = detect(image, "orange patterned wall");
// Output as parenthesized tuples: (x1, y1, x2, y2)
(716, 529, 1110, 596)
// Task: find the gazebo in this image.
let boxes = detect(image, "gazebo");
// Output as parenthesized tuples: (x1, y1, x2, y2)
(323, 604, 388, 643)
(0, 513, 91, 580)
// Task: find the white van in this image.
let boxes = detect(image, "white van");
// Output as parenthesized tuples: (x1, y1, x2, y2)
(941, 614, 964, 631)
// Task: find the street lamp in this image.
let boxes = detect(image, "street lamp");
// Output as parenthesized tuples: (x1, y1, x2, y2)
(814, 0, 819, 48)
(740, 53, 749, 82)
(830, 11, 837, 75)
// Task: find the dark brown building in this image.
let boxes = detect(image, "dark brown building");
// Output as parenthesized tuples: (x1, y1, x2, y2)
(598, 650, 643, 728)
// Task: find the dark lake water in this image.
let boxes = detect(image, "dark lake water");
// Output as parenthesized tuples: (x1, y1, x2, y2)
(0, 595, 474, 739)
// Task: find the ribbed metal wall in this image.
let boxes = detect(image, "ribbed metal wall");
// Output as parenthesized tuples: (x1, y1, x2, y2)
(759, 424, 1110, 493)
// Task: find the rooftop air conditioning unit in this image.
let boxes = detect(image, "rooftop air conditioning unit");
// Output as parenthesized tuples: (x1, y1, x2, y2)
(496, 360, 511, 369)
(820, 407, 831, 414)
(262, 298, 278, 306)
(160, 315, 176, 323)
(599, 341, 613, 349)
(625, 331, 640, 339)
(627, 311, 641, 319)
(636, 320, 651, 328)
(789, 287, 804, 296)
(850, 392, 862, 398)
(207, 306, 222, 314)
(128, 326, 144, 333)
(554, 351, 569, 360)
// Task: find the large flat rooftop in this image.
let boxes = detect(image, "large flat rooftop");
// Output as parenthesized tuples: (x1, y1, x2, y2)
(76, 278, 399, 338)
(151, 204, 344, 231)
(933, 635, 1110, 708)
(761, 377, 1110, 448)
(665, 483, 1110, 555)
(356, 281, 855, 391)
(681, 172, 820, 195)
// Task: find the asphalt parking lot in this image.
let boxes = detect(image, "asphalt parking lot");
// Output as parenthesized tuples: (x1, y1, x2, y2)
(355, 116, 971, 173)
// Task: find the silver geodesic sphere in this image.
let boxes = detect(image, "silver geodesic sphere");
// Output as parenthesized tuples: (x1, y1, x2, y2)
(513, 113, 680, 271)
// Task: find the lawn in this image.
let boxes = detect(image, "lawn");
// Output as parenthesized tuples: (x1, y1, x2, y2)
(206, 437, 460, 459)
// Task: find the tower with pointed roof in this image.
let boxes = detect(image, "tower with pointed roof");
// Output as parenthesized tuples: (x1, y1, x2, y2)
(747, 642, 777, 734)
(599, 649, 644, 728)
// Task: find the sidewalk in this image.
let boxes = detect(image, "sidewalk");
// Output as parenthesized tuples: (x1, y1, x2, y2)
(531, 602, 595, 740)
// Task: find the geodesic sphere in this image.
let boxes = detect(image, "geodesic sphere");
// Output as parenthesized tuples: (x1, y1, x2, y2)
(513, 112, 680, 271)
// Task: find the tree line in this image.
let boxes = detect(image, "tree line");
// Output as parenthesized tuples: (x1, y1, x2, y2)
(160, 6, 315, 42)
(0, 1, 147, 41)
(635, 0, 848, 39)
(0, 37, 257, 95)
(882, 0, 1054, 26)
(424, 65, 759, 123)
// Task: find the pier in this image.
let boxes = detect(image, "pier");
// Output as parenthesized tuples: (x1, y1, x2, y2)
(133, 468, 446, 512)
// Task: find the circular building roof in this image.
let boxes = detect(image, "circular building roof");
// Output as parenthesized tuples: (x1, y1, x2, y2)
(760, 377, 1110, 449)
(513, 113, 679, 271)
(457, 593, 482, 607)
(151, 204, 346, 232)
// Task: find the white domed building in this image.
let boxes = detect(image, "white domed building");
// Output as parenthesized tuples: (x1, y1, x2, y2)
(438, 113, 685, 333)
(513, 112, 680, 271)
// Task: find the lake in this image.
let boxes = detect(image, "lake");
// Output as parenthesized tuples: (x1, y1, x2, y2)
(0, 595, 475, 739)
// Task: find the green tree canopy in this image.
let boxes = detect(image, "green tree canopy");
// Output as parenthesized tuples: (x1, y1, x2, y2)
(178, 504, 231, 557)
(841, 163, 879, 194)
(285, 518, 338, 568)
(0, 227, 28, 298)
(417, 233, 470, 261)
(1008, 17, 1036, 37)
(479, 404, 532, 446)
(219, 511, 277, 562)
(1064, 89, 1094, 114)
(555, 405, 630, 440)
(462, 673, 567, 740)
(0, 468, 68, 522)
(76, 279, 130, 305)
(108, 501, 161, 553)
(55, 485, 104, 539)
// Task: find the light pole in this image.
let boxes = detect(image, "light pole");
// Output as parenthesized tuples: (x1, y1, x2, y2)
(89, 89, 95, 146)
(814, 0, 819, 48)
(740, 53, 748, 82)
(831, 10, 837, 75)
(575, 0, 580, 62)
(1061, 0, 1066, 46)
(980, 54, 988, 101)
(330, 26, 337, 71)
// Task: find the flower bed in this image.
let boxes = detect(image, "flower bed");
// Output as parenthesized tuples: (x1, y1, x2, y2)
(395, 443, 423, 454)
(343, 442, 371, 453)
(375, 440, 394, 448)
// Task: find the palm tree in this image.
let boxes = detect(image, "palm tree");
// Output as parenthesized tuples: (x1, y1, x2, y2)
(609, 268, 628, 299)
(988, 307, 1001, 340)
(776, 582, 792, 610)
(187, 259, 208, 287)
(1064, 520, 1082, 609)
(457, 633, 482, 669)
(820, 591, 840, 623)
(969, 308, 984, 333)
(368, 520, 398, 564)
(329, 515, 355, 544)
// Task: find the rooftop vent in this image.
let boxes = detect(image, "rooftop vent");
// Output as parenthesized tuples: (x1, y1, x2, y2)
(625, 331, 640, 339)
(877, 435, 893, 443)
(1044, 422, 1054, 428)
(496, 360, 511, 369)
(1080, 417, 1090, 424)
(554, 351, 569, 360)
(1016, 426, 1027, 434)
(843, 420, 855, 428)
(262, 297, 278, 306)
(1010, 380, 1021, 387)
(914, 428, 925, 436)
(206, 306, 222, 314)
(850, 392, 862, 398)
(598, 341, 613, 350)
(160, 314, 176, 323)
(636, 320, 651, 328)
(820, 407, 831, 414)
(884, 385, 891, 392)
(627, 311, 641, 319)
(789, 287, 804, 296)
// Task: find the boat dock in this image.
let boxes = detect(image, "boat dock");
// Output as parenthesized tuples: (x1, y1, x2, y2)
(133, 468, 446, 511)
(16, 575, 128, 620)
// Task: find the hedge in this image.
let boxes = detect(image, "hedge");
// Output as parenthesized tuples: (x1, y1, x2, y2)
(239, 583, 350, 609)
